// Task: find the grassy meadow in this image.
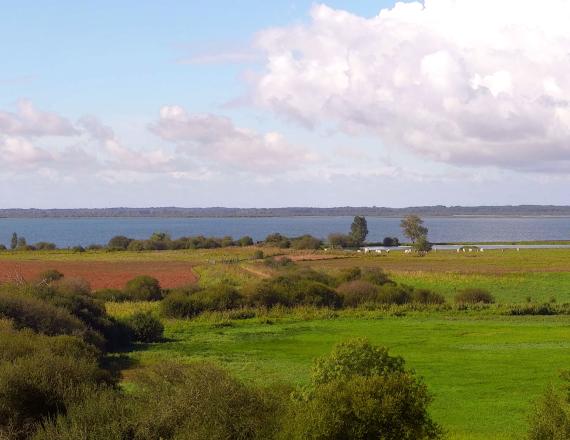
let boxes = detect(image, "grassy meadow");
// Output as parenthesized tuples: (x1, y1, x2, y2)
(5, 246, 570, 438)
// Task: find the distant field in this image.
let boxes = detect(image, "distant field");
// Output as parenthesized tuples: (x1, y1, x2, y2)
(108, 312, 570, 440)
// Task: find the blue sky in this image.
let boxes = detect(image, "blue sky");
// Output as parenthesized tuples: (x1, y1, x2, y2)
(1, 0, 569, 208)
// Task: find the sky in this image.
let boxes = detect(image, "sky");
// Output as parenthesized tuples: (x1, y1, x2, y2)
(2, 0, 570, 208)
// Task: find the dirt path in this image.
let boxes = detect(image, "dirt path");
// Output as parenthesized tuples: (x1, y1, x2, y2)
(0, 261, 197, 290)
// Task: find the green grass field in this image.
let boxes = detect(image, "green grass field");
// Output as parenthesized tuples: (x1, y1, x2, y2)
(6, 247, 570, 438)
(111, 312, 570, 440)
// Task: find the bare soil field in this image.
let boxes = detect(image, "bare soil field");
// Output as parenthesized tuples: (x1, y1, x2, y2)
(0, 260, 197, 290)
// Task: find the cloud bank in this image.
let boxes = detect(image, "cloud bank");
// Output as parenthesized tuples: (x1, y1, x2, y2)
(253, 0, 570, 171)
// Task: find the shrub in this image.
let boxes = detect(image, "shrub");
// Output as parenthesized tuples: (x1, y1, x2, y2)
(126, 240, 146, 251)
(382, 237, 400, 247)
(238, 236, 254, 246)
(107, 235, 132, 251)
(293, 281, 341, 308)
(33, 386, 134, 440)
(327, 233, 353, 248)
(95, 288, 131, 302)
(376, 284, 413, 305)
(284, 373, 442, 440)
(0, 331, 108, 437)
(54, 277, 91, 296)
(131, 362, 281, 440)
(528, 386, 570, 440)
(161, 290, 202, 318)
(38, 269, 64, 283)
(337, 267, 362, 284)
(0, 245, 6, 251)
(291, 235, 322, 250)
(454, 288, 495, 304)
(253, 250, 264, 259)
(71, 246, 85, 253)
(124, 276, 162, 301)
(192, 285, 243, 311)
(337, 281, 379, 307)
(284, 339, 441, 440)
(264, 233, 291, 248)
(35, 242, 57, 251)
(124, 312, 164, 343)
(264, 256, 294, 269)
(360, 267, 392, 286)
(311, 339, 405, 385)
(0, 290, 85, 337)
(411, 289, 446, 305)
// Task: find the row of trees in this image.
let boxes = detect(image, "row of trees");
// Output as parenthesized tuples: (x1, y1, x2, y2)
(4, 214, 432, 252)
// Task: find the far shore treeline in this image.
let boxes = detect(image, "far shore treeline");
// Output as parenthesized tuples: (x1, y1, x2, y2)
(3, 205, 570, 218)
(2, 216, 395, 252)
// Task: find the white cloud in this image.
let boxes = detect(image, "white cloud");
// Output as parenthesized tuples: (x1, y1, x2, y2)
(150, 105, 316, 172)
(0, 100, 77, 137)
(253, 0, 570, 171)
(0, 137, 52, 165)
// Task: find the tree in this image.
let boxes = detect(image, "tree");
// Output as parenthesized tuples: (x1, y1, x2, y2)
(400, 215, 428, 243)
(284, 339, 442, 440)
(350, 216, 368, 247)
(328, 233, 352, 249)
(413, 236, 433, 254)
(107, 235, 132, 250)
(10, 233, 17, 250)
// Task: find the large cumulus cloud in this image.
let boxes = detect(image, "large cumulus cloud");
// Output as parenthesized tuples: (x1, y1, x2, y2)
(253, 0, 570, 171)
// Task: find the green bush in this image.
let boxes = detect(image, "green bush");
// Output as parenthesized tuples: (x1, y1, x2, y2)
(238, 236, 254, 246)
(361, 267, 392, 285)
(528, 386, 570, 440)
(253, 250, 264, 259)
(411, 289, 446, 305)
(124, 312, 164, 343)
(284, 372, 441, 440)
(107, 235, 132, 251)
(311, 339, 405, 385)
(192, 285, 243, 311)
(124, 275, 163, 301)
(0, 329, 108, 438)
(454, 288, 495, 304)
(38, 269, 64, 283)
(95, 288, 131, 302)
(376, 284, 413, 305)
(337, 281, 379, 307)
(35, 242, 57, 251)
(161, 290, 202, 319)
(0, 290, 85, 337)
(283, 339, 441, 440)
(291, 235, 322, 250)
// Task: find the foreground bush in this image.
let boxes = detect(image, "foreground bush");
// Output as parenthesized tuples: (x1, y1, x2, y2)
(284, 339, 441, 440)
(454, 288, 495, 304)
(125, 312, 164, 343)
(0, 327, 108, 439)
(124, 275, 163, 301)
(528, 386, 570, 440)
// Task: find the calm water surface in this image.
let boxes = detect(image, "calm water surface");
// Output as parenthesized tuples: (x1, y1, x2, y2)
(1, 216, 570, 248)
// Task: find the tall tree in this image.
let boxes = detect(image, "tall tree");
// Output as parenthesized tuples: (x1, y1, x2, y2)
(10, 233, 17, 250)
(350, 216, 368, 246)
(400, 215, 428, 243)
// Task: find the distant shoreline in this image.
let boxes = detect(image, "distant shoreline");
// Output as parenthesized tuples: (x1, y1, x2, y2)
(2, 206, 570, 219)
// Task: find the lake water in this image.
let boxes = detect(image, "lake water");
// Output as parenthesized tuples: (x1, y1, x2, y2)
(1, 216, 570, 248)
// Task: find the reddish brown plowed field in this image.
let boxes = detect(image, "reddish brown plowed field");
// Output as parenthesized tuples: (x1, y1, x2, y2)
(0, 261, 197, 290)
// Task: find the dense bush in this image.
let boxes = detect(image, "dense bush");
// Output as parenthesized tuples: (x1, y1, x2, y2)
(94, 288, 131, 302)
(327, 233, 354, 248)
(253, 250, 264, 259)
(291, 235, 322, 250)
(264, 233, 291, 249)
(107, 235, 132, 251)
(411, 289, 446, 305)
(238, 236, 254, 246)
(130, 362, 282, 440)
(360, 267, 393, 286)
(376, 284, 413, 305)
(382, 236, 400, 247)
(454, 288, 495, 304)
(38, 269, 64, 283)
(283, 339, 441, 440)
(124, 275, 163, 301)
(528, 386, 570, 440)
(337, 281, 379, 307)
(124, 312, 164, 343)
(0, 327, 108, 438)
(35, 242, 57, 251)
(0, 289, 85, 337)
